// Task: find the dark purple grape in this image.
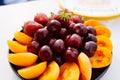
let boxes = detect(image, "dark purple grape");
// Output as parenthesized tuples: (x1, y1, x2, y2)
(83, 41, 97, 57)
(63, 47, 79, 62)
(38, 45, 53, 61)
(65, 34, 82, 49)
(71, 15, 84, 23)
(27, 41, 40, 54)
(52, 39, 66, 54)
(58, 28, 67, 39)
(65, 34, 71, 43)
(68, 22, 75, 33)
(73, 23, 88, 36)
(54, 55, 64, 66)
(85, 33, 97, 42)
(87, 26, 96, 35)
(48, 38, 57, 48)
(34, 28, 49, 44)
(47, 20, 61, 33)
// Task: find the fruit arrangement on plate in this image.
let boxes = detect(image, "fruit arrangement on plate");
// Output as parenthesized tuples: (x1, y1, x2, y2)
(7, 10, 113, 80)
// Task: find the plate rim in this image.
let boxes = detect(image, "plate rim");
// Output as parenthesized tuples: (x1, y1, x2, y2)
(58, 0, 120, 20)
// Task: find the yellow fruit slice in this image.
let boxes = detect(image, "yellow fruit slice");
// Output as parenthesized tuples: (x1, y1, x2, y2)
(95, 25, 111, 38)
(14, 31, 32, 45)
(77, 52, 92, 80)
(38, 61, 60, 80)
(8, 52, 38, 66)
(84, 19, 100, 27)
(96, 35, 113, 51)
(90, 46, 112, 68)
(7, 40, 27, 53)
(58, 62, 80, 80)
(18, 61, 47, 79)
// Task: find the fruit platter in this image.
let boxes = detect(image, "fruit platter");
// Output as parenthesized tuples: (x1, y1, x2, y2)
(7, 10, 113, 80)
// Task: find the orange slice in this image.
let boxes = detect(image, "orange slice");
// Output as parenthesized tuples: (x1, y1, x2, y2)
(14, 31, 32, 45)
(18, 61, 47, 79)
(8, 52, 38, 66)
(7, 40, 27, 53)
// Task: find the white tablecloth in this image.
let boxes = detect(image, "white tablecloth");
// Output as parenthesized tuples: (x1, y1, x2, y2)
(0, 0, 120, 80)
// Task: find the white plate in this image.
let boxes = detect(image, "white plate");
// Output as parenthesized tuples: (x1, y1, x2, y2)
(59, 0, 120, 19)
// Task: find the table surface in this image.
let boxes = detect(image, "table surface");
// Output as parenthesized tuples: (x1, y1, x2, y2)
(0, 0, 120, 80)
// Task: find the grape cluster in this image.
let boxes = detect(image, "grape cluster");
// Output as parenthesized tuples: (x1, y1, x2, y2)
(25, 10, 97, 65)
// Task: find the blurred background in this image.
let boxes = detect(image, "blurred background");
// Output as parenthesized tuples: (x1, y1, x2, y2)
(0, 0, 35, 5)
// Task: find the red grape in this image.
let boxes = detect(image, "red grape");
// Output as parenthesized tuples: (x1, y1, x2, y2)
(87, 26, 96, 35)
(38, 45, 53, 61)
(73, 23, 88, 36)
(54, 55, 64, 66)
(83, 41, 97, 57)
(68, 22, 75, 33)
(63, 47, 79, 62)
(27, 41, 40, 54)
(34, 28, 49, 44)
(47, 20, 61, 34)
(85, 33, 97, 42)
(52, 39, 66, 54)
(58, 28, 67, 39)
(48, 38, 57, 48)
(66, 34, 82, 49)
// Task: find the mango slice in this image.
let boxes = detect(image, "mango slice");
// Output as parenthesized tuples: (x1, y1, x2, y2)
(14, 31, 32, 45)
(7, 40, 27, 53)
(58, 62, 80, 80)
(18, 61, 47, 79)
(77, 52, 92, 80)
(38, 61, 60, 80)
(8, 52, 38, 66)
